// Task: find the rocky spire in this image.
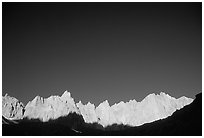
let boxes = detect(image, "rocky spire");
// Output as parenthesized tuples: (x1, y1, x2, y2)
(61, 90, 71, 98)
(2, 94, 24, 119)
(24, 91, 79, 122)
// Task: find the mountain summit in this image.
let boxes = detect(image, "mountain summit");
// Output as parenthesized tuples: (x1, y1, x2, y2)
(2, 91, 193, 127)
(23, 91, 79, 122)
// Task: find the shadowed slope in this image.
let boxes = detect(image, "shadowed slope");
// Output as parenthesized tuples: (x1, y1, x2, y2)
(104, 93, 202, 136)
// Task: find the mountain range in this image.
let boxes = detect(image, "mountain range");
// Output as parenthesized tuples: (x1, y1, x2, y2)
(2, 91, 193, 127)
(2, 92, 202, 136)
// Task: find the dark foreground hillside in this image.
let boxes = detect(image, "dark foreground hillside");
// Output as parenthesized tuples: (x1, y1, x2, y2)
(2, 93, 202, 136)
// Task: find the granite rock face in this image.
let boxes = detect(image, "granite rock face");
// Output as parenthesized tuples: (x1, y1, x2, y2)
(77, 92, 194, 127)
(2, 91, 194, 127)
(2, 94, 24, 120)
(24, 91, 79, 122)
(76, 101, 98, 123)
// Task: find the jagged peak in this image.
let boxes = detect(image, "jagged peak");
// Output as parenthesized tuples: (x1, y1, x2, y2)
(178, 95, 194, 102)
(87, 101, 93, 105)
(61, 90, 71, 98)
(159, 92, 173, 98)
(2, 91, 196, 126)
(148, 93, 156, 97)
(2, 94, 25, 119)
(33, 95, 43, 101)
(117, 101, 125, 106)
(145, 92, 174, 99)
(103, 100, 110, 105)
(97, 100, 110, 108)
(144, 93, 156, 100)
(30, 95, 44, 105)
(3, 93, 11, 99)
(3, 94, 20, 103)
(128, 99, 137, 103)
(33, 95, 41, 99)
(160, 92, 167, 96)
(4, 93, 8, 97)
(77, 100, 82, 104)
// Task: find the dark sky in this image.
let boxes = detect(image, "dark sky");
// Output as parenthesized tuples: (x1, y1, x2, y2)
(3, 2, 202, 106)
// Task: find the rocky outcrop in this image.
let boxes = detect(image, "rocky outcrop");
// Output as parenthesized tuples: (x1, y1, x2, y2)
(2, 91, 194, 127)
(77, 92, 193, 127)
(95, 100, 111, 127)
(76, 101, 98, 123)
(2, 94, 24, 120)
(24, 91, 79, 122)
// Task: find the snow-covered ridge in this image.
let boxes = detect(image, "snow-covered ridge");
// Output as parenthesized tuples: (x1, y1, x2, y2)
(2, 91, 193, 127)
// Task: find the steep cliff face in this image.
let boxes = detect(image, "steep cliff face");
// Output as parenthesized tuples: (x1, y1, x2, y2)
(2, 94, 24, 120)
(2, 91, 194, 127)
(95, 100, 111, 127)
(77, 92, 193, 127)
(24, 91, 79, 122)
(76, 101, 98, 123)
